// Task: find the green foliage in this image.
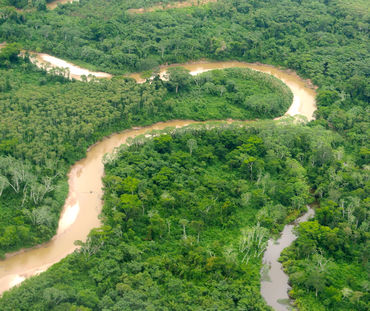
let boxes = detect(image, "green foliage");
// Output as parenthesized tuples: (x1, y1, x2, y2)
(1, 123, 321, 310)
(279, 135, 369, 310)
(0, 63, 291, 254)
(0, 0, 368, 310)
(0, 42, 19, 66)
(1, 0, 368, 100)
(167, 68, 292, 120)
(165, 66, 192, 93)
(6, 0, 27, 9)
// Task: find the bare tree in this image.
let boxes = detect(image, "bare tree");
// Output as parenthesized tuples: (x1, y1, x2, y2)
(239, 223, 268, 264)
(179, 219, 189, 239)
(187, 138, 197, 156)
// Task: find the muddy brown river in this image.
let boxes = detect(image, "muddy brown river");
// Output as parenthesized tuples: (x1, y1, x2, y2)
(31, 55, 316, 120)
(0, 120, 198, 295)
(0, 59, 317, 310)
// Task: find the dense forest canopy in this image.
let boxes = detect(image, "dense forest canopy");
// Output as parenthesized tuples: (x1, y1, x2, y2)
(1, 122, 367, 310)
(1, 0, 368, 141)
(0, 56, 292, 256)
(1, 0, 368, 86)
(0, 0, 368, 310)
(2, 122, 366, 311)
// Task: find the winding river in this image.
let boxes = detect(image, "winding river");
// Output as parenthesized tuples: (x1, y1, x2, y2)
(0, 56, 317, 310)
(31, 55, 316, 121)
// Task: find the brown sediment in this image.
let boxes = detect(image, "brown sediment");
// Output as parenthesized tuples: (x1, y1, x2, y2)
(46, 0, 78, 10)
(29, 52, 112, 81)
(127, 0, 217, 14)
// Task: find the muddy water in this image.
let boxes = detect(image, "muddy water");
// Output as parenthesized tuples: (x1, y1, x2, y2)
(0, 59, 316, 296)
(46, 0, 78, 10)
(127, 0, 217, 14)
(0, 120, 199, 294)
(261, 207, 315, 310)
(30, 55, 316, 119)
(30, 53, 112, 81)
(130, 61, 317, 121)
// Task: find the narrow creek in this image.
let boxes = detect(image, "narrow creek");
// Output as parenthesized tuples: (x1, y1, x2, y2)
(261, 207, 315, 310)
(0, 58, 317, 308)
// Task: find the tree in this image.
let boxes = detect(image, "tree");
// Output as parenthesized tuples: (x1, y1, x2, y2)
(122, 176, 140, 195)
(239, 223, 268, 264)
(241, 156, 257, 180)
(74, 226, 111, 260)
(0, 175, 9, 196)
(190, 220, 204, 242)
(43, 288, 67, 307)
(179, 219, 189, 239)
(148, 213, 166, 239)
(23, 206, 53, 226)
(187, 139, 197, 156)
(0, 43, 20, 64)
(304, 253, 329, 297)
(165, 67, 192, 93)
(76, 289, 99, 309)
(153, 135, 172, 153)
(119, 194, 142, 220)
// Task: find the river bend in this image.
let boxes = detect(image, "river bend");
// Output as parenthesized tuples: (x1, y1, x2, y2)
(0, 60, 316, 305)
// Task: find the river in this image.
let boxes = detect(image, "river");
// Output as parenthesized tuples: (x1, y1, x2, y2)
(30, 53, 112, 80)
(0, 120, 199, 295)
(0, 59, 317, 308)
(32, 55, 316, 121)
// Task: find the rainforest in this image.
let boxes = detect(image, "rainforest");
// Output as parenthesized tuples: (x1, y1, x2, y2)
(0, 0, 368, 310)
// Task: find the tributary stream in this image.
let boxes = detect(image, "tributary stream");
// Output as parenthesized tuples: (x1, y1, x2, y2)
(0, 58, 317, 311)
(261, 207, 315, 310)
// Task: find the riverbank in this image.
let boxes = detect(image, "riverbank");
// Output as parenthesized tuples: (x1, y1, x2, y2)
(29, 53, 112, 80)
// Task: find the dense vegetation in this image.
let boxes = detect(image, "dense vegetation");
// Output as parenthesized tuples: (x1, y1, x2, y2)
(1, 0, 368, 144)
(0, 0, 169, 11)
(0, 122, 332, 310)
(0, 0, 368, 310)
(1, 0, 368, 86)
(279, 134, 369, 309)
(0, 45, 291, 256)
(1, 122, 367, 310)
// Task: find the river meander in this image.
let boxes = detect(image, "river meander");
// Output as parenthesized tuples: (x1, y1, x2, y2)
(0, 58, 317, 310)
(31, 55, 316, 120)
